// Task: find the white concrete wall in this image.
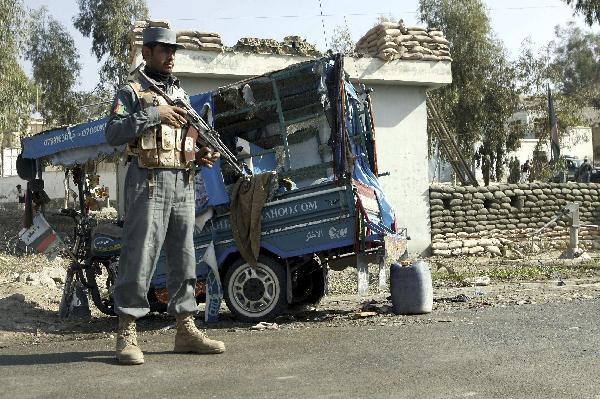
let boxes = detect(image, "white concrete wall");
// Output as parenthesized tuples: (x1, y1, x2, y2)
(179, 77, 239, 97)
(367, 84, 431, 255)
(562, 126, 593, 160)
(509, 138, 543, 166)
(0, 175, 28, 202)
(0, 162, 117, 207)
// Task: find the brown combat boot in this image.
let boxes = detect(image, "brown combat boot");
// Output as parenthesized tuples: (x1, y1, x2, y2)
(173, 314, 225, 354)
(115, 314, 144, 365)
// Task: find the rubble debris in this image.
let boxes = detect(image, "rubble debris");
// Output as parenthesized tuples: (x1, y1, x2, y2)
(379, 305, 393, 314)
(559, 247, 591, 260)
(232, 36, 321, 57)
(434, 294, 471, 303)
(358, 299, 394, 315)
(355, 20, 452, 62)
(360, 299, 379, 312)
(462, 276, 491, 287)
(160, 323, 176, 331)
(352, 311, 378, 319)
(250, 321, 280, 331)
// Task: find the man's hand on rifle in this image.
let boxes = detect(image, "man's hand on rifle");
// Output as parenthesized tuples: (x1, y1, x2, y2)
(197, 147, 221, 168)
(157, 105, 188, 128)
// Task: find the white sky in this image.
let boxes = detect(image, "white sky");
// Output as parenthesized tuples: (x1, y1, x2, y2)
(22, 0, 600, 92)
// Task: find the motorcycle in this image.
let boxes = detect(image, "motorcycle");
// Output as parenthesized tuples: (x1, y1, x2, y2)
(57, 207, 121, 318)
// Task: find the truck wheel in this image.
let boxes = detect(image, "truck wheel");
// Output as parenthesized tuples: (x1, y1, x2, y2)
(224, 255, 287, 322)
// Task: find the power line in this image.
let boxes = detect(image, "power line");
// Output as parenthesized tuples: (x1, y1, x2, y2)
(176, 12, 409, 21)
(174, 5, 567, 22)
(318, 0, 328, 49)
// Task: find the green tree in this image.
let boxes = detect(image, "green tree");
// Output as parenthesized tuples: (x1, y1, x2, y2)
(563, 0, 600, 26)
(329, 23, 354, 55)
(26, 7, 81, 126)
(0, 0, 34, 138)
(419, 0, 521, 182)
(514, 26, 597, 157)
(74, 0, 148, 89)
(550, 22, 600, 109)
(73, 87, 114, 122)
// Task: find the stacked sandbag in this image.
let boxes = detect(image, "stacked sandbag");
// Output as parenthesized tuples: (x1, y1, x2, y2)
(233, 36, 321, 57)
(429, 182, 600, 257)
(176, 30, 223, 52)
(355, 21, 452, 62)
(129, 19, 171, 47)
(127, 20, 172, 64)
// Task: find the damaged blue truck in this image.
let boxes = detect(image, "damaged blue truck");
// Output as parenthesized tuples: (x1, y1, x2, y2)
(19, 55, 408, 322)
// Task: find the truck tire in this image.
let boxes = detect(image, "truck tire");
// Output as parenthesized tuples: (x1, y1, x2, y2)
(224, 255, 287, 322)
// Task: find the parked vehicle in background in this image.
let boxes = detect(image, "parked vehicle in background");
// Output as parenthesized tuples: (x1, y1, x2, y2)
(564, 156, 583, 182)
(550, 155, 600, 183)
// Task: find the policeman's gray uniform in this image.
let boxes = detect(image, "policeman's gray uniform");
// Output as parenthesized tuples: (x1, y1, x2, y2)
(105, 66, 198, 319)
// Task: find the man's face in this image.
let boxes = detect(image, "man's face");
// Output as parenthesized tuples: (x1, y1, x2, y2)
(143, 43, 177, 74)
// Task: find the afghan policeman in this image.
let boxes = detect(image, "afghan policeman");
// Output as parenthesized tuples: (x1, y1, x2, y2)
(105, 26, 224, 365)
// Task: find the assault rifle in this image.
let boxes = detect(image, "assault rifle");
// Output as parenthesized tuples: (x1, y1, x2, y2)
(137, 67, 244, 175)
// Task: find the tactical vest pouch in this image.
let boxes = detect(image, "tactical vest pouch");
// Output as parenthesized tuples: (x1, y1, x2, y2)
(161, 125, 175, 150)
(127, 76, 190, 169)
(140, 128, 157, 149)
(138, 148, 160, 168)
(175, 127, 184, 151)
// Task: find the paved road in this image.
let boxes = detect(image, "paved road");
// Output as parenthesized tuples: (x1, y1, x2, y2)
(1, 299, 600, 399)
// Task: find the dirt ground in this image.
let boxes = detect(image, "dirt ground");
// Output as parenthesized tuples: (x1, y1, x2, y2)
(2, 250, 600, 350)
(1, 207, 600, 350)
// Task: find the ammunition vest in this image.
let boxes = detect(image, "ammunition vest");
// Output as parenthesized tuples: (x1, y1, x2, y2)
(127, 75, 191, 169)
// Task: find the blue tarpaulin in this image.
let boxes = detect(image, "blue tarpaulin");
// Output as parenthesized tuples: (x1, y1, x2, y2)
(344, 81, 396, 233)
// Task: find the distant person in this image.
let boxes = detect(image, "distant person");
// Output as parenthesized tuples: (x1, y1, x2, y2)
(507, 157, 520, 184)
(12, 184, 25, 209)
(520, 160, 530, 183)
(481, 154, 491, 186)
(578, 157, 592, 183)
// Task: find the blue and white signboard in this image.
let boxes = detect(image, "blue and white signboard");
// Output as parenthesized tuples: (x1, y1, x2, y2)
(22, 117, 109, 160)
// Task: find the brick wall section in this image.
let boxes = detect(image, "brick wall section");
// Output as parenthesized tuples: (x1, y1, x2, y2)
(429, 182, 600, 257)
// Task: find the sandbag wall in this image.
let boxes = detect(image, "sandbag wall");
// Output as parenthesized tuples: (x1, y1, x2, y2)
(430, 183, 600, 257)
(355, 21, 451, 62)
(128, 21, 319, 60)
(128, 20, 172, 65)
(127, 20, 224, 65)
(176, 30, 223, 52)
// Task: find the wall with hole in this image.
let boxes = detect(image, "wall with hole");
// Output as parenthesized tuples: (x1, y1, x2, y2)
(429, 182, 600, 257)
